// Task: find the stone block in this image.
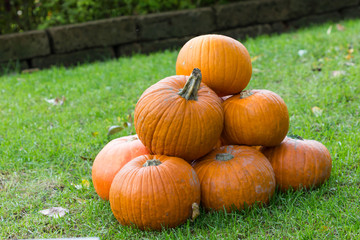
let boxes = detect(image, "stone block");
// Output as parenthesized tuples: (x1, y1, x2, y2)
(116, 43, 142, 57)
(288, 12, 342, 29)
(341, 6, 360, 19)
(215, 1, 259, 29)
(137, 8, 215, 41)
(257, 0, 292, 23)
(32, 47, 115, 68)
(0, 30, 50, 61)
(140, 37, 192, 54)
(217, 24, 272, 41)
(312, 0, 360, 14)
(48, 16, 136, 53)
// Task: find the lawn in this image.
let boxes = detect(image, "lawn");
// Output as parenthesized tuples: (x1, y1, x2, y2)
(1, 19, 359, 239)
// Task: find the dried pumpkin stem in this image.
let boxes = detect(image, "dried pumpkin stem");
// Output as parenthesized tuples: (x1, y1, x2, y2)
(178, 68, 202, 101)
(239, 90, 253, 99)
(143, 159, 162, 167)
(216, 153, 234, 161)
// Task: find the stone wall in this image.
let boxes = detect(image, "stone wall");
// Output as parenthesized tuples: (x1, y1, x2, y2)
(1, 0, 359, 72)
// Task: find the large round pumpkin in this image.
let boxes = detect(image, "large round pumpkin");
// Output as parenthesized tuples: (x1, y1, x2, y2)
(92, 135, 150, 200)
(222, 89, 289, 146)
(192, 145, 275, 212)
(176, 34, 252, 97)
(262, 137, 332, 191)
(109, 155, 201, 230)
(134, 68, 224, 162)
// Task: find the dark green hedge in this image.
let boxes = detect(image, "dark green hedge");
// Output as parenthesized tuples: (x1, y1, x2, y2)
(1, 0, 241, 35)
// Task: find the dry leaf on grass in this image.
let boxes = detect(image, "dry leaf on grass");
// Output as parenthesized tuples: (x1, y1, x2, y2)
(312, 106, 323, 117)
(326, 25, 332, 35)
(107, 125, 124, 136)
(298, 50, 307, 57)
(336, 24, 345, 31)
(39, 207, 69, 218)
(331, 70, 346, 77)
(45, 96, 66, 106)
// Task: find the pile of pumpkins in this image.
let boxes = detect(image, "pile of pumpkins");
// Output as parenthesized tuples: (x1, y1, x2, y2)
(92, 34, 332, 231)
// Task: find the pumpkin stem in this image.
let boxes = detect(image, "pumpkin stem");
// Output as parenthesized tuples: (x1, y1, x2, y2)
(216, 153, 234, 161)
(191, 202, 200, 221)
(239, 90, 253, 99)
(178, 68, 202, 100)
(143, 159, 162, 167)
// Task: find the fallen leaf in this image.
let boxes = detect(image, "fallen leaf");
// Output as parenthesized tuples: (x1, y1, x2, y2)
(336, 24, 345, 31)
(45, 96, 66, 106)
(345, 62, 355, 66)
(123, 122, 132, 128)
(331, 70, 346, 77)
(326, 25, 332, 35)
(128, 113, 133, 123)
(91, 131, 99, 137)
(75, 198, 86, 204)
(251, 55, 261, 62)
(39, 207, 69, 218)
(71, 183, 83, 189)
(298, 50, 307, 57)
(81, 179, 90, 189)
(312, 106, 323, 117)
(252, 68, 262, 73)
(107, 125, 124, 136)
(345, 54, 353, 60)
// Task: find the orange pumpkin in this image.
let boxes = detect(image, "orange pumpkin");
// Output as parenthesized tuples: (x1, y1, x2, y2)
(262, 137, 332, 191)
(193, 145, 275, 212)
(109, 155, 201, 230)
(176, 34, 252, 97)
(92, 135, 149, 200)
(134, 68, 224, 162)
(222, 89, 289, 146)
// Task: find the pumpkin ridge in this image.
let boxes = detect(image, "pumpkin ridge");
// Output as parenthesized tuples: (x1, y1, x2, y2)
(160, 161, 183, 224)
(153, 161, 175, 227)
(151, 98, 183, 154)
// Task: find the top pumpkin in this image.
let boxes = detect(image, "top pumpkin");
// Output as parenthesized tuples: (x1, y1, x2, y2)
(176, 34, 252, 97)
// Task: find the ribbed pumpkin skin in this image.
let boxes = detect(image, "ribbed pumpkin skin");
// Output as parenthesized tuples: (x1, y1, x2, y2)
(193, 145, 276, 212)
(262, 137, 332, 191)
(176, 34, 252, 97)
(109, 155, 201, 230)
(134, 75, 224, 162)
(222, 89, 289, 146)
(92, 135, 150, 200)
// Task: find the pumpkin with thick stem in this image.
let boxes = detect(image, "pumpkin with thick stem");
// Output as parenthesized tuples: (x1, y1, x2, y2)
(222, 89, 289, 146)
(134, 68, 224, 162)
(262, 136, 332, 191)
(176, 34, 252, 97)
(192, 145, 275, 212)
(92, 134, 150, 200)
(109, 154, 201, 230)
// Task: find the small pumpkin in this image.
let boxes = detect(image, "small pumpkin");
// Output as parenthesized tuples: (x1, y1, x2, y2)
(176, 34, 252, 97)
(134, 68, 224, 162)
(262, 136, 332, 191)
(92, 135, 149, 200)
(193, 145, 276, 212)
(109, 155, 201, 230)
(222, 89, 289, 146)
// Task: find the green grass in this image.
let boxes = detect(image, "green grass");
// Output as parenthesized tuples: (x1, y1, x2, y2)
(1, 19, 360, 239)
